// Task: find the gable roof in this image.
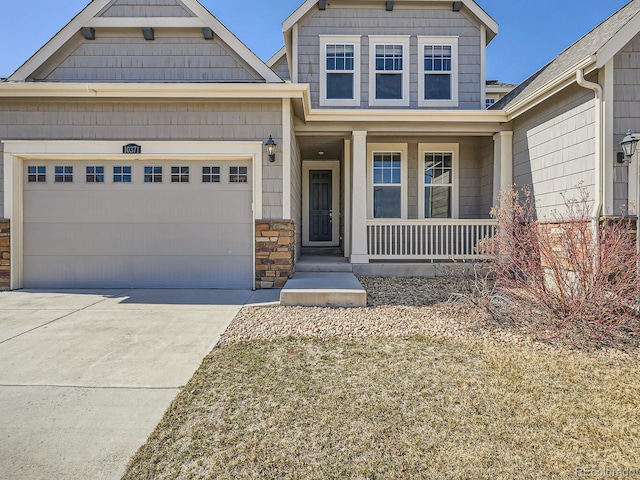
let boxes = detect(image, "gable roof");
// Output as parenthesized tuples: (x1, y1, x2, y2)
(494, 0, 640, 113)
(7, 0, 282, 83)
(283, 0, 499, 42)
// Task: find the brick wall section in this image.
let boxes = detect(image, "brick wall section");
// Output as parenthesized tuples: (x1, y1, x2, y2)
(255, 220, 296, 289)
(0, 220, 10, 290)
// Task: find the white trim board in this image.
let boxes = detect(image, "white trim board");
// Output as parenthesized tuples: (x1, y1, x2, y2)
(3, 140, 264, 290)
(302, 160, 341, 247)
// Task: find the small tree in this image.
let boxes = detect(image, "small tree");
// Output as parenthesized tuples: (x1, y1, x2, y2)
(484, 185, 640, 342)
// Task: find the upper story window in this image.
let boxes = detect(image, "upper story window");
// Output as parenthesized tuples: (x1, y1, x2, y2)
(485, 98, 496, 109)
(369, 36, 410, 107)
(320, 35, 361, 107)
(418, 36, 459, 108)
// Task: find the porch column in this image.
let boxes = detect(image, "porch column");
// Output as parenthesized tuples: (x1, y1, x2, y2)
(351, 131, 369, 263)
(493, 131, 514, 205)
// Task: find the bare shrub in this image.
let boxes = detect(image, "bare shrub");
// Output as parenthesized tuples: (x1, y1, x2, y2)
(482, 185, 640, 344)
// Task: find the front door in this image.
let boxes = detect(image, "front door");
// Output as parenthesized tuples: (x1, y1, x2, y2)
(309, 170, 332, 242)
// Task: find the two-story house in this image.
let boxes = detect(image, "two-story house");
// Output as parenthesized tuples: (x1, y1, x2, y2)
(0, 0, 639, 292)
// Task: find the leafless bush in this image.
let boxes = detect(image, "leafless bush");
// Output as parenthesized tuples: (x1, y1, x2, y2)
(481, 185, 640, 344)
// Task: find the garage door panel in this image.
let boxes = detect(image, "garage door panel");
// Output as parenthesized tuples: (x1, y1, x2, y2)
(23, 223, 253, 256)
(23, 255, 253, 289)
(24, 189, 253, 224)
(22, 159, 254, 289)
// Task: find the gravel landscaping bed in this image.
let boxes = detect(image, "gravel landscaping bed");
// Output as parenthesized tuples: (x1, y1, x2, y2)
(220, 277, 640, 358)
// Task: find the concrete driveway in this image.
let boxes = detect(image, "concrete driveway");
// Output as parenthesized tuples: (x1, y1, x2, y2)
(0, 288, 278, 480)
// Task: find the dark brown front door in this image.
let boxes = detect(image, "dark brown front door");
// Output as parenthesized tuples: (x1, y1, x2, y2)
(309, 170, 332, 242)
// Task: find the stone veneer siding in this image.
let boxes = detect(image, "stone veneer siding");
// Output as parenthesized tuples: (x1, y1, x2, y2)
(0, 220, 9, 290)
(255, 220, 296, 289)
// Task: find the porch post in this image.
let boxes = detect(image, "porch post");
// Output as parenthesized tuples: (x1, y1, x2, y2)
(493, 131, 514, 204)
(351, 131, 369, 263)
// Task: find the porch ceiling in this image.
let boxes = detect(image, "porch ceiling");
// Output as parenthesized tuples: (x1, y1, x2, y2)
(299, 136, 345, 161)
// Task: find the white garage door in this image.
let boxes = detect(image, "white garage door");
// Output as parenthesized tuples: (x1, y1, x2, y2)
(22, 159, 253, 289)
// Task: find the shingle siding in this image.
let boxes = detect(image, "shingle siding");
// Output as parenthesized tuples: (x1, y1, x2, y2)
(513, 82, 597, 218)
(273, 56, 291, 81)
(98, 0, 194, 18)
(613, 34, 640, 215)
(0, 100, 283, 219)
(297, 5, 482, 109)
(36, 32, 262, 82)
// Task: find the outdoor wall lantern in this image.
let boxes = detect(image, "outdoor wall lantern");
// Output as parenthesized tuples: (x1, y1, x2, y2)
(619, 130, 640, 163)
(265, 135, 277, 162)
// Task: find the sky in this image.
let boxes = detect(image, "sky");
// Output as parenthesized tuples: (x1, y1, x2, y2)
(0, 0, 632, 83)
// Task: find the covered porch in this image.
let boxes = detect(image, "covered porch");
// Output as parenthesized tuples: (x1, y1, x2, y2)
(293, 115, 512, 265)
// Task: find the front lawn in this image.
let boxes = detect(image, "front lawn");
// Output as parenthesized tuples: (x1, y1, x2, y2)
(124, 334, 640, 479)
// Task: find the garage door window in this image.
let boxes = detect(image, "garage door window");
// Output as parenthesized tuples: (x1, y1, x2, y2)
(230, 166, 248, 183)
(113, 166, 132, 183)
(171, 166, 190, 183)
(55, 166, 73, 183)
(86, 166, 105, 183)
(144, 166, 163, 183)
(28, 166, 46, 183)
(202, 166, 221, 183)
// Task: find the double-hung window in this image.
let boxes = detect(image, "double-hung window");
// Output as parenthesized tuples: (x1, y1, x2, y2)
(369, 36, 410, 107)
(320, 35, 361, 107)
(367, 144, 408, 219)
(419, 143, 459, 219)
(419, 36, 458, 107)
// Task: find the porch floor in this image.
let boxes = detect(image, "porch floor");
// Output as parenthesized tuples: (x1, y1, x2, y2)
(280, 272, 366, 307)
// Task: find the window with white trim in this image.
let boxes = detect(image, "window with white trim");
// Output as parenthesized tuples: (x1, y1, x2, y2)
(113, 166, 132, 183)
(367, 144, 408, 220)
(27, 166, 46, 183)
(54, 166, 73, 183)
(418, 37, 459, 107)
(230, 166, 248, 183)
(369, 36, 410, 107)
(202, 166, 221, 183)
(419, 143, 459, 219)
(171, 166, 189, 183)
(86, 166, 105, 183)
(144, 166, 162, 183)
(485, 98, 496, 109)
(320, 35, 361, 107)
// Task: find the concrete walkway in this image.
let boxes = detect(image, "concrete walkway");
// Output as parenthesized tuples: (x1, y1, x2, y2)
(0, 288, 279, 480)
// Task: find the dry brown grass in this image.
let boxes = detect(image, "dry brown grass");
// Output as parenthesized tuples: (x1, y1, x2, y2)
(124, 336, 640, 480)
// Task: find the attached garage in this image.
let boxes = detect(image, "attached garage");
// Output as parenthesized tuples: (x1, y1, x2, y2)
(21, 158, 254, 289)
(1, 140, 265, 290)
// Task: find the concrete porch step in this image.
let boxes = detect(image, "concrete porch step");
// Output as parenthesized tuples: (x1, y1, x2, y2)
(280, 272, 367, 307)
(296, 255, 353, 273)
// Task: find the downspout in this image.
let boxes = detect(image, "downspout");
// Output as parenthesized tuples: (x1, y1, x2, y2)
(576, 69, 604, 236)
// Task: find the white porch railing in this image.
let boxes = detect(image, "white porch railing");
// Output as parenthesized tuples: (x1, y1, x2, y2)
(367, 219, 498, 260)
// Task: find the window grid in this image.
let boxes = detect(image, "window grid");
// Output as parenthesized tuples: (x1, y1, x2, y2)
(423, 43, 454, 102)
(86, 166, 105, 183)
(373, 153, 402, 185)
(113, 166, 132, 183)
(375, 44, 403, 71)
(54, 166, 73, 183)
(326, 44, 355, 72)
(424, 45, 452, 72)
(486, 98, 496, 109)
(144, 166, 163, 183)
(424, 152, 454, 219)
(202, 166, 221, 183)
(28, 166, 46, 183)
(229, 166, 248, 183)
(171, 166, 190, 183)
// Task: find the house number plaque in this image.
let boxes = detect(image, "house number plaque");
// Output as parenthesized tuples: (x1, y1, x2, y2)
(122, 143, 142, 154)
